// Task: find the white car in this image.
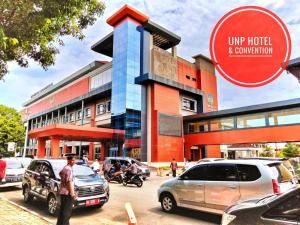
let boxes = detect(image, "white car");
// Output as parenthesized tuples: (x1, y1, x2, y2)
(159, 160, 296, 214)
(0, 158, 25, 188)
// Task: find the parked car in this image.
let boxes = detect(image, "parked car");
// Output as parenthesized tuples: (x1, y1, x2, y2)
(16, 157, 32, 169)
(222, 186, 300, 225)
(61, 153, 88, 166)
(182, 158, 224, 172)
(158, 160, 296, 214)
(103, 157, 150, 180)
(0, 158, 25, 188)
(22, 159, 109, 215)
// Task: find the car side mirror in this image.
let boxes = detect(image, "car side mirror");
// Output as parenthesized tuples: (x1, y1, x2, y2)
(41, 171, 50, 177)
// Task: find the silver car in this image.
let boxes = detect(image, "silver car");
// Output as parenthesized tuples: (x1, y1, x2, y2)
(158, 160, 296, 214)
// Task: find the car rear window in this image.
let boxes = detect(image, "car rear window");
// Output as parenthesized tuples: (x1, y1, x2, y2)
(237, 164, 261, 181)
(269, 163, 293, 183)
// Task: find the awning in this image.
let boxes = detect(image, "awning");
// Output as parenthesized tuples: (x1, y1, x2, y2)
(28, 124, 124, 142)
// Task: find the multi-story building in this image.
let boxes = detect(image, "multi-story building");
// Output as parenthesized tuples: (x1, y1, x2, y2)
(23, 5, 218, 162)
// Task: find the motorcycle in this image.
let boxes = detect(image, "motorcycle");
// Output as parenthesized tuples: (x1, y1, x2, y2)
(122, 171, 143, 187)
(104, 167, 123, 184)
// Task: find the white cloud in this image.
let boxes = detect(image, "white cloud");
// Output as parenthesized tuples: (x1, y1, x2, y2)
(0, 0, 299, 111)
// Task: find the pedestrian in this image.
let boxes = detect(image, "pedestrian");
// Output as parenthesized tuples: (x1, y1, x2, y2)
(170, 158, 177, 177)
(56, 155, 76, 225)
(0, 155, 7, 184)
(90, 157, 102, 173)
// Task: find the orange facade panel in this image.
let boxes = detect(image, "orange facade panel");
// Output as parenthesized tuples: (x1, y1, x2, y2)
(27, 77, 90, 116)
(106, 4, 149, 27)
(151, 83, 184, 162)
(153, 83, 180, 115)
(177, 60, 200, 89)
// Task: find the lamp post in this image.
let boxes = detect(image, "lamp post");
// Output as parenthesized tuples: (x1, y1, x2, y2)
(23, 111, 30, 157)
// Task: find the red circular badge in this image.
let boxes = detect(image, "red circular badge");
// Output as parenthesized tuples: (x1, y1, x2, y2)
(210, 6, 291, 87)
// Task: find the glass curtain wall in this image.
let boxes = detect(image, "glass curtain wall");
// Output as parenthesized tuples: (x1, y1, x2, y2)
(111, 20, 142, 158)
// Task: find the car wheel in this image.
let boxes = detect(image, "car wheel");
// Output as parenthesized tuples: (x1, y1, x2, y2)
(142, 177, 146, 181)
(23, 185, 34, 203)
(161, 193, 176, 212)
(47, 194, 59, 216)
(136, 180, 143, 187)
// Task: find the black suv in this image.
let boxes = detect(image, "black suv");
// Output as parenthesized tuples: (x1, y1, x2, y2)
(22, 159, 109, 215)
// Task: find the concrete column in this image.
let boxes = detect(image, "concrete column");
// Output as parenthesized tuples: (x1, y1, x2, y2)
(185, 143, 193, 160)
(63, 144, 68, 154)
(171, 46, 177, 58)
(37, 138, 46, 158)
(50, 137, 60, 159)
(146, 85, 152, 163)
(90, 103, 96, 127)
(88, 142, 94, 161)
(100, 142, 107, 161)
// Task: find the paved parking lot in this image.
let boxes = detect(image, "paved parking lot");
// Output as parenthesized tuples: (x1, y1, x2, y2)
(0, 174, 221, 225)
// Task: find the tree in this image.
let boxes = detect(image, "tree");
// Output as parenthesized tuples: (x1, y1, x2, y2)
(0, 105, 25, 157)
(260, 145, 273, 157)
(282, 143, 300, 158)
(0, 0, 105, 79)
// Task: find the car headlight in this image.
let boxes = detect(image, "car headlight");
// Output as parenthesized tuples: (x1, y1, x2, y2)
(221, 213, 236, 225)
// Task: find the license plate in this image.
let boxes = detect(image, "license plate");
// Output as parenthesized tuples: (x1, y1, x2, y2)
(85, 198, 100, 206)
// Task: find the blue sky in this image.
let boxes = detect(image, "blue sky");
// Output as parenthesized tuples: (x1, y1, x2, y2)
(0, 0, 299, 111)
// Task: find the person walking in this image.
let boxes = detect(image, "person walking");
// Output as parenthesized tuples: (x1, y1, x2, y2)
(56, 155, 76, 225)
(170, 158, 177, 177)
(0, 155, 7, 184)
(90, 158, 102, 173)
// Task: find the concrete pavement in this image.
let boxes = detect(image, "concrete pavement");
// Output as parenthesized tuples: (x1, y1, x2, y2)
(0, 174, 221, 225)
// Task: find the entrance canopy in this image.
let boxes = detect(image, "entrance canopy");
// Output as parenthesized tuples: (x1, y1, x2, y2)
(28, 124, 124, 142)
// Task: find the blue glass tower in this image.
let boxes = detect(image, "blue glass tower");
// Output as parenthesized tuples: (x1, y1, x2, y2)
(111, 19, 142, 157)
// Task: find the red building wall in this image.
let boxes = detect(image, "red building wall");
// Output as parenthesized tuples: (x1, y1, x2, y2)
(177, 60, 200, 89)
(151, 83, 184, 162)
(27, 77, 90, 116)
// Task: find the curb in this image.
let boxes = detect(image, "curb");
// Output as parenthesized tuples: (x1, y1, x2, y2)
(0, 195, 54, 224)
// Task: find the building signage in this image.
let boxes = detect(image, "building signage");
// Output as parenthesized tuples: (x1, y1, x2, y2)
(210, 6, 291, 87)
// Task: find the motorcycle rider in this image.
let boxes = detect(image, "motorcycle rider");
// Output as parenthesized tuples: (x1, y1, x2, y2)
(107, 161, 122, 181)
(127, 161, 138, 181)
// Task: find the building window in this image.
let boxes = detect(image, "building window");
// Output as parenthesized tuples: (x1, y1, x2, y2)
(69, 113, 75, 122)
(84, 107, 91, 118)
(96, 103, 106, 115)
(106, 101, 111, 112)
(192, 78, 196, 81)
(237, 114, 266, 128)
(186, 75, 190, 79)
(210, 117, 234, 131)
(268, 108, 300, 126)
(188, 121, 208, 133)
(182, 97, 197, 112)
(76, 111, 82, 120)
(90, 68, 112, 90)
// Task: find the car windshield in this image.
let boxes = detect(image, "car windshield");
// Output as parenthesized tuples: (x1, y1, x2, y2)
(18, 158, 32, 168)
(6, 159, 23, 169)
(51, 161, 94, 178)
